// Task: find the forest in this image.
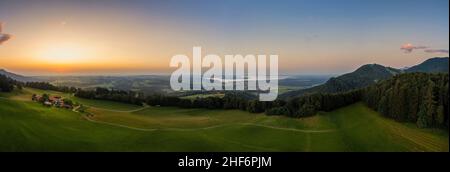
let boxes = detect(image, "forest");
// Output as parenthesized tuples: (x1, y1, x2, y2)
(74, 87, 145, 106)
(363, 73, 448, 128)
(25, 82, 78, 93)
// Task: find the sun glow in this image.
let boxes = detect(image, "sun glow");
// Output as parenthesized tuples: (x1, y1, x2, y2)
(37, 43, 89, 64)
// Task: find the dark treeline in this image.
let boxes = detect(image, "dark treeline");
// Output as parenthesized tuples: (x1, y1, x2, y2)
(75, 87, 144, 106)
(363, 73, 449, 128)
(279, 90, 363, 117)
(0, 74, 15, 92)
(145, 90, 362, 117)
(146, 92, 279, 113)
(25, 82, 77, 93)
(0, 75, 14, 92)
(146, 92, 256, 110)
(0, 74, 24, 92)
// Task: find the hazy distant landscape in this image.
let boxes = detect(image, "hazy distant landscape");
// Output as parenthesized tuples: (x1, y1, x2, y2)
(0, 69, 331, 96)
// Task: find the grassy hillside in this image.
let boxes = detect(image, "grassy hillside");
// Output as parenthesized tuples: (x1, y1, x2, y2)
(0, 88, 448, 152)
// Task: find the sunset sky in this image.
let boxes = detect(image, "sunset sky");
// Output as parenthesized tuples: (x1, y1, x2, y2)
(0, 0, 448, 75)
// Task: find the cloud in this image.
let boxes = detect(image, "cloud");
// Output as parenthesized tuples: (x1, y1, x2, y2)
(424, 49, 449, 54)
(0, 22, 12, 45)
(400, 43, 427, 53)
(0, 34, 12, 45)
(400, 43, 448, 54)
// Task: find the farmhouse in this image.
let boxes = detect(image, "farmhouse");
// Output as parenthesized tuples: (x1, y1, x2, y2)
(50, 96, 63, 106)
(32, 94, 73, 109)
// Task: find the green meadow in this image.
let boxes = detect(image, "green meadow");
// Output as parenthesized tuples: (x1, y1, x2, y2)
(0, 88, 448, 152)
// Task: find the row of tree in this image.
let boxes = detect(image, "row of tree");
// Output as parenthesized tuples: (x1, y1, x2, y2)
(25, 82, 78, 93)
(144, 90, 362, 117)
(145, 92, 279, 113)
(74, 87, 144, 105)
(278, 90, 363, 117)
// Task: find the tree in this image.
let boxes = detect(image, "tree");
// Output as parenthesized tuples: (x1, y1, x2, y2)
(436, 105, 445, 127)
(417, 104, 431, 128)
(31, 94, 37, 101)
(41, 94, 49, 103)
(63, 98, 73, 106)
(423, 81, 436, 126)
(266, 107, 290, 116)
(407, 87, 420, 122)
(299, 104, 316, 117)
(0, 75, 14, 92)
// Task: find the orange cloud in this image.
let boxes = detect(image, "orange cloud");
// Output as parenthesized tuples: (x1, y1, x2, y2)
(400, 43, 448, 54)
(400, 43, 427, 53)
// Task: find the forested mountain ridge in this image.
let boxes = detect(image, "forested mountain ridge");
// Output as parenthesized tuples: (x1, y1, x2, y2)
(317, 64, 401, 92)
(405, 57, 449, 73)
(279, 64, 402, 99)
(280, 57, 449, 99)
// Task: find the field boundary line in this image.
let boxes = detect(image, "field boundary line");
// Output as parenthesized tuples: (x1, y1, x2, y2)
(81, 115, 336, 133)
(238, 123, 336, 133)
(85, 105, 148, 113)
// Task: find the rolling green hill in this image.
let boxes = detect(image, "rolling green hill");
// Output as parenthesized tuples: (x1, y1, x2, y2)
(0, 88, 447, 151)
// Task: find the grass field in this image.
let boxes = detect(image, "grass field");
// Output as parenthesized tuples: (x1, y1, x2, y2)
(0, 88, 448, 152)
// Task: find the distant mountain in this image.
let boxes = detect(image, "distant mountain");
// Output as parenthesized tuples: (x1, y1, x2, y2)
(405, 57, 449, 73)
(279, 64, 401, 99)
(280, 57, 449, 99)
(0, 69, 36, 82)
